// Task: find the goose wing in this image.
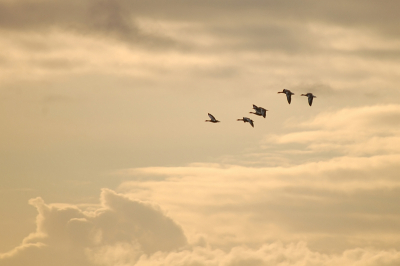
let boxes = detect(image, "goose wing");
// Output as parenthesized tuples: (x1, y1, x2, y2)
(253, 104, 259, 111)
(243, 117, 254, 127)
(261, 108, 266, 118)
(286, 92, 292, 104)
(249, 119, 254, 127)
(308, 95, 313, 106)
(208, 113, 216, 121)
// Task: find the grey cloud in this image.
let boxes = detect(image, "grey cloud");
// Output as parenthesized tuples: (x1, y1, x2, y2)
(157, 0, 400, 58)
(203, 23, 319, 54)
(352, 49, 400, 61)
(0, 0, 174, 48)
(2, 0, 400, 54)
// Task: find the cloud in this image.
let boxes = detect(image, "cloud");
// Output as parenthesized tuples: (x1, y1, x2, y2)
(2, 0, 400, 55)
(266, 104, 400, 156)
(2, 0, 400, 94)
(118, 151, 400, 252)
(0, 189, 187, 266)
(3, 188, 400, 265)
(134, 243, 400, 266)
(0, 0, 174, 48)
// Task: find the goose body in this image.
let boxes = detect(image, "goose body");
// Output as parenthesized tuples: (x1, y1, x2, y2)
(205, 113, 220, 123)
(237, 117, 254, 127)
(301, 93, 317, 106)
(278, 89, 294, 104)
(250, 104, 268, 118)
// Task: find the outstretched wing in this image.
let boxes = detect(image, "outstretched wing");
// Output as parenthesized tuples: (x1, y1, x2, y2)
(249, 119, 254, 127)
(261, 108, 266, 118)
(208, 113, 216, 121)
(253, 104, 258, 111)
(286, 93, 292, 104)
(308, 96, 313, 106)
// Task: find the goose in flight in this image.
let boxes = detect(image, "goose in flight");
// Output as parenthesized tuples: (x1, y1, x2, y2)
(250, 104, 268, 118)
(237, 117, 254, 127)
(278, 89, 294, 104)
(301, 93, 317, 106)
(205, 113, 220, 123)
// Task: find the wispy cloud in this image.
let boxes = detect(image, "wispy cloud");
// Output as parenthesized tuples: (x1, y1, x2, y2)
(265, 104, 400, 156)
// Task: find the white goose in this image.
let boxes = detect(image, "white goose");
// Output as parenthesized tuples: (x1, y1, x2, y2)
(237, 117, 254, 127)
(205, 113, 220, 123)
(250, 104, 268, 118)
(278, 89, 294, 104)
(301, 93, 317, 106)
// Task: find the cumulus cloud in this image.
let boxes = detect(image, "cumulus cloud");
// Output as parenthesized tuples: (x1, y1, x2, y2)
(3, 188, 400, 266)
(0, 189, 187, 266)
(135, 243, 400, 266)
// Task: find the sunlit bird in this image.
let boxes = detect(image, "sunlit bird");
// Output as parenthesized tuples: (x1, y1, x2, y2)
(278, 89, 294, 104)
(301, 93, 317, 106)
(250, 104, 268, 118)
(205, 113, 220, 123)
(237, 117, 254, 127)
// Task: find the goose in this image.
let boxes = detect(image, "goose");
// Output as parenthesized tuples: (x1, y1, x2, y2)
(237, 117, 254, 127)
(301, 93, 316, 106)
(250, 104, 268, 118)
(205, 113, 220, 123)
(278, 89, 294, 104)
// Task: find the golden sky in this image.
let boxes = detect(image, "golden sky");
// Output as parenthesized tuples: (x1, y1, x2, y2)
(1, 0, 400, 265)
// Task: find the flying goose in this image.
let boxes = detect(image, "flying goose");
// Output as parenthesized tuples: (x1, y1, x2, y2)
(205, 113, 220, 123)
(250, 104, 268, 118)
(237, 117, 254, 127)
(278, 89, 294, 104)
(301, 93, 317, 106)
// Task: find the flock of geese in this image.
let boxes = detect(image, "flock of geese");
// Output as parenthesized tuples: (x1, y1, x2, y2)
(205, 89, 317, 128)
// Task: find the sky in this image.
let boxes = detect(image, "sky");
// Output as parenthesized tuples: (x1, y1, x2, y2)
(1, 0, 400, 265)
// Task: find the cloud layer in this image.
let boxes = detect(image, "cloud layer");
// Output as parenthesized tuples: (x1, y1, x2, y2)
(1, 1, 400, 265)
(3, 188, 400, 266)
(0, 189, 186, 265)
(115, 105, 400, 254)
